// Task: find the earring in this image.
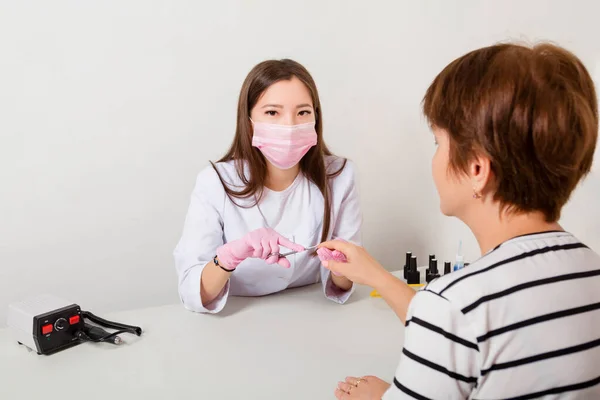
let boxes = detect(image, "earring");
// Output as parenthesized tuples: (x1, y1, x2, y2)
(473, 190, 481, 199)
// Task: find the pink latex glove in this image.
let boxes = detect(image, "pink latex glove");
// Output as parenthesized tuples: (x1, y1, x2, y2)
(317, 238, 348, 276)
(216, 228, 304, 270)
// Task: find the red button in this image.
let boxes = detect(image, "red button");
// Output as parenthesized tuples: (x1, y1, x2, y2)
(42, 324, 53, 335)
(69, 315, 80, 325)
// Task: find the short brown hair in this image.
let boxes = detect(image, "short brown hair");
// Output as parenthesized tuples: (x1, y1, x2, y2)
(423, 43, 598, 222)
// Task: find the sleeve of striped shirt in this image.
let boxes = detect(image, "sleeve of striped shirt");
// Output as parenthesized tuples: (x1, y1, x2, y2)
(382, 290, 480, 399)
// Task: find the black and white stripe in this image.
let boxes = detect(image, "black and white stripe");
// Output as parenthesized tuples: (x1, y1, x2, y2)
(462, 268, 600, 314)
(383, 232, 600, 399)
(439, 242, 589, 296)
(406, 316, 479, 350)
(474, 375, 600, 400)
(477, 301, 600, 343)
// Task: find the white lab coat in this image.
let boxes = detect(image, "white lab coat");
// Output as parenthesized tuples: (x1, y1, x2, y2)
(173, 156, 362, 313)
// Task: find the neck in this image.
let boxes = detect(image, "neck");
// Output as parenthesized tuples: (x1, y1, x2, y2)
(264, 163, 300, 192)
(463, 204, 563, 254)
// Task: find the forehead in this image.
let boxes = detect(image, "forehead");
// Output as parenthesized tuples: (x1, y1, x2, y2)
(256, 76, 313, 107)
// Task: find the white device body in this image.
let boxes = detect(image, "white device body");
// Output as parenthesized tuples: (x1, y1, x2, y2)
(7, 294, 73, 352)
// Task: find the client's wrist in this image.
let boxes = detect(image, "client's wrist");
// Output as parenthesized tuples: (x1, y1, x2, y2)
(370, 266, 393, 291)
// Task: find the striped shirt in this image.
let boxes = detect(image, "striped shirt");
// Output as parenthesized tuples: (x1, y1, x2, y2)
(383, 231, 600, 399)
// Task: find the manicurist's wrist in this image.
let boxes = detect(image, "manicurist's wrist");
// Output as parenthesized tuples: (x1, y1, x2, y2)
(213, 255, 236, 273)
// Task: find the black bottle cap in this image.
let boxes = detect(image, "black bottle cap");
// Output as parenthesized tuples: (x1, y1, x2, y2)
(444, 261, 451, 274)
(404, 252, 412, 279)
(407, 271, 420, 285)
(410, 256, 417, 272)
(426, 271, 440, 283)
(426, 258, 440, 283)
(407, 256, 420, 284)
(429, 254, 435, 262)
(428, 258, 439, 274)
(426, 272, 440, 282)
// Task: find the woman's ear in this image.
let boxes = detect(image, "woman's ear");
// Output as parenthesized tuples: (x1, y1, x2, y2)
(468, 154, 492, 195)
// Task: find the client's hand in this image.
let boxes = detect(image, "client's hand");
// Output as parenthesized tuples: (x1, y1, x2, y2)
(317, 242, 348, 276)
(317, 240, 386, 287)
(335, 376, 391, 400)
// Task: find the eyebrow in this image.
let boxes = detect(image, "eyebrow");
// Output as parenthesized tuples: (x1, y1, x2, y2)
(260, 103, 313, 109)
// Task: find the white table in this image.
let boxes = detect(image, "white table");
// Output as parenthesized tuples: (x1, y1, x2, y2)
(0, 282, 406, 400)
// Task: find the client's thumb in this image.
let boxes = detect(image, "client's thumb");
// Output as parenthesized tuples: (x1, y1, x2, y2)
(322, 260, 344, 276)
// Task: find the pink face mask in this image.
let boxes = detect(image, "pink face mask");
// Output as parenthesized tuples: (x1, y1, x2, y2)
(251, 120, 318, 170)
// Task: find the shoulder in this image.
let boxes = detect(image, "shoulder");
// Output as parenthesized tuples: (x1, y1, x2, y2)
(195, 160, 245, 189)
(422, 248, 507, 312)
(425, 231, 593, 307)
(192, 160, 247, 208)
(325, 156, 358, 187)
(420, 246, 510, 316)
(325, 155, 355, 174)
(421, 232, 595, 322)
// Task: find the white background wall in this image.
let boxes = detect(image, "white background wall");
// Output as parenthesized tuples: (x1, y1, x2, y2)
(1, 0, 599, 325)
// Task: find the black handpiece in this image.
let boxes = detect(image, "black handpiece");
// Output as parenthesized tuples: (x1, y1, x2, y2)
(406, 255, 420, 284)
(83, 323, 122, 345)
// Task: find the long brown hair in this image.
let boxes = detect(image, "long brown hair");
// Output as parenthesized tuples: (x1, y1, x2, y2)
(211, 59, 346, 243)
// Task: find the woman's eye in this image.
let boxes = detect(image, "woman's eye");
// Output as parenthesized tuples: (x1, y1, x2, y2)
(298, 110, 312, 116)
(265, 110, 278, 116)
